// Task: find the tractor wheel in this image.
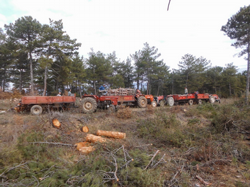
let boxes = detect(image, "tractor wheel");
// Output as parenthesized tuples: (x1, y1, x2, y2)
(138, 96, 147, 108)
(209, 96, 215, 104)
(198, 99, 202, 105)
(107, 105, 116, 114)
(82, 97, 97, 114)
(167, 97, 174, 107)
(188, 100, 193, 105)
(151, 101, 157, 108)
(159, 100, 165, 107)
(30, 105, 43, 115)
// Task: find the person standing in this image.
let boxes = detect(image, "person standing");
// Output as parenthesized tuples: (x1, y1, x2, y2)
(68, 89, 72, 96)
(57, 92, 61, 96)
(185, 87, 188, 94)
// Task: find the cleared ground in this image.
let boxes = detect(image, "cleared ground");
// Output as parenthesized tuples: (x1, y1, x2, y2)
(0, 98, 250, 187)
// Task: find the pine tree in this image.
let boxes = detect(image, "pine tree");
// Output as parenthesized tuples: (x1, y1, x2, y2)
(5, 16, 42, 95)
(221, 5, 250, 104)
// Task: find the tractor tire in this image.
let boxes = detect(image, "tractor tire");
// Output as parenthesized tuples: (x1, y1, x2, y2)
(82, 97, 97, 114)
(107, 104, 116, 114)
(138, 96, 147, 108)
(167, 97, 174, 107)
(151, 101, 157, 108)
(31, 105, 43, 115)
(209, 96, 215, 104)
(159, 100, 165, 107)
(198, 99, 202, 105)
(188, 100, 193, 105)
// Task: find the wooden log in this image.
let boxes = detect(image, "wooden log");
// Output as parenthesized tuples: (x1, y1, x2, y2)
(96, 130, 126, 139)
(79, 146, 95, 154)
(52, 118, 61, 129)
(74, 142, 90, 150)
(85, 134, 107, 143)
(81, 126, 89, 133)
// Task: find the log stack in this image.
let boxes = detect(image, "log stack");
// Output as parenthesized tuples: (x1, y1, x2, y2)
(106, 88, 135, 96)
(75, 129, 126, 154)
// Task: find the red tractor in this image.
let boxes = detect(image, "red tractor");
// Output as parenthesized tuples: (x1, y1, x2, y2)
(81, 88, 156, 114)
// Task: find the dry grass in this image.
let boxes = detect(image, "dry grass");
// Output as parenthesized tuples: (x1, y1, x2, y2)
(116, 106, 132, 119)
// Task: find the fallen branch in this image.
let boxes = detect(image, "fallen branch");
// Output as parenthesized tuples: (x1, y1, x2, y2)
(200, 159, 231, 167)
(152, 154, 167, 168)
(0, 161, 29, 178)
(144, 150, 160, 170)
(196, 175, 212, 186)
(134, 143, 152, 148)
(30, 142, 73, 146)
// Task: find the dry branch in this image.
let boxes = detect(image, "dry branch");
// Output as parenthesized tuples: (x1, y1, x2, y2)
(30, 142, 73, 146)
(196, 175, 212, 186)
(85, 134, 107, 143)
(144, 150, 160, 170)
(0, 162, 29, 178)
(96, 130, 126, 139)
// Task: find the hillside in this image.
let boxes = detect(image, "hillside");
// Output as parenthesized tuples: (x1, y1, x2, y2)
(0, 98, 250, 187)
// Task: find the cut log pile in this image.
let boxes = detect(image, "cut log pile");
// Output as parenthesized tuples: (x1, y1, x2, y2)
(51, 119, 126, 155)
(75, 129, 126, 154)
(105, 88, 135, 96)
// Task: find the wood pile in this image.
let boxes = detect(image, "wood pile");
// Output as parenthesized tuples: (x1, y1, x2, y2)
(106, 88, 135, 96)
(75, 129, 126, 154)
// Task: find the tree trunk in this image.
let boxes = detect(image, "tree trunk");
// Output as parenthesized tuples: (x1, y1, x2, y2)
(245, 42, 250, 105)
(19, 70, 23, 91)
(43, 65, 48, 96)
(94, 81, 96, 95)
(229, 83, 232, 96)
(29, 51, 34, 95)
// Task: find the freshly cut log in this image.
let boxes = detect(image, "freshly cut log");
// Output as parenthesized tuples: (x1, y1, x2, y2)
(79, 146, 95, 154)
(52, 118, 61, 129)
(96, 130, 126, 139)
(74, 142, 90, 150)
(81, 126, 89, 133)
(85, 134, 106, 143)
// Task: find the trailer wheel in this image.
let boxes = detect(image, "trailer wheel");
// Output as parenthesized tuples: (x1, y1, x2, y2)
(159, 100, 165, 107)
(167, 97, 174, 107)
(82, 97, 97, 114)
(30, 105, 43, 115)
(188, 100, 193, 105)
(138, 96, 147, 108)
(107, 105, 116, 114)
(198, 99, 202, 105)
(151, 101, 157, 107)
(209, 96, 215, 104)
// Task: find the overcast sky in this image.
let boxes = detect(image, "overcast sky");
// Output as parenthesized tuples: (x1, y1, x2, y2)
(0, 0, 249, 72)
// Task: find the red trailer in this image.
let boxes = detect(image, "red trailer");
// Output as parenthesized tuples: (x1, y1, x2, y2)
(15, 95, 76, 115)
(166, 93, 215, 106)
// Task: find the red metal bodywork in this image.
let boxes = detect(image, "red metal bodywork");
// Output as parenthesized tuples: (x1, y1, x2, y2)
(167, 93, 210, 102)
(82, 94, 138, 106)
(21, 96, 76, 105)
(82, 93, 153, 107)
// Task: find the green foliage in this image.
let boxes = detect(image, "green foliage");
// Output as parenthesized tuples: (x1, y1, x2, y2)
(137, 112, 187, 147)
(177, 54, 211, 93)
(211, 105, 241, 133)
(185, 103, 217, 118)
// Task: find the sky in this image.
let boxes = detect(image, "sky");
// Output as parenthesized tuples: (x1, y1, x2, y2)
(0, 0, 249, 72)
